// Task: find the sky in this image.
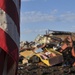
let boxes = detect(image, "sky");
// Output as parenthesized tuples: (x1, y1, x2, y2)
(20, 0, 75, 42)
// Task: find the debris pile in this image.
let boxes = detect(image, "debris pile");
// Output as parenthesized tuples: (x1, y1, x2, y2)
(18, 30, 75, 75)
(18, 64, 75, 75)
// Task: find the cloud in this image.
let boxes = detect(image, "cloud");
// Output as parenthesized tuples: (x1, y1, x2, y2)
(50, 9, 58, 15)
(60, 12, 75, 22)
(21, 11, 56, 23)
(21, 29, 47, 34)
(21, 10, 75, 23)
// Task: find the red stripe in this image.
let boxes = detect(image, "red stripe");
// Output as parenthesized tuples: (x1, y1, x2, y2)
(7, 55, 15, 74)
(0, 29, 18, 62)
(0, 0, 20, 35)
(0, 29, 19, 74)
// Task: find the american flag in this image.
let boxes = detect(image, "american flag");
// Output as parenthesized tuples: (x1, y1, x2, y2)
(0, 0, 21, 75)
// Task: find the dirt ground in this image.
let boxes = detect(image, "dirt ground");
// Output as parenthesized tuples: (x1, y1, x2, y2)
(18, 63, 75, 75)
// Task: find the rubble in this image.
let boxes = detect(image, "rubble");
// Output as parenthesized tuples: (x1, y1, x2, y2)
(18, 30, 75, 75)
(18, 64, 75, 75)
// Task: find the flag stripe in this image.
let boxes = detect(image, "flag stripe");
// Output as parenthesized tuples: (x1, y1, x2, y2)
(0, 9, 19, 48)
(0, 50, 6, 75)
(13, 0, 20, 15)
(19, 0, 21, 8)
(0, 0, 20, 35)
(0, 29, 18, 61)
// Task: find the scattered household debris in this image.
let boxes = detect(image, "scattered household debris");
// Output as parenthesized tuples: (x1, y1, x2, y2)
(18, 30, 75, 75)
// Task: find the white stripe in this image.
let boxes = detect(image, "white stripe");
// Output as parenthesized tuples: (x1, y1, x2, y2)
(12, 0, 20, 16)
(0, 9, 19, 48)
